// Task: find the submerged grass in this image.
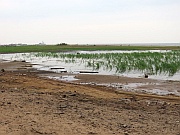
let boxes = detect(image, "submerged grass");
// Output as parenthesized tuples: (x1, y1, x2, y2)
(33, 50, 180, 76)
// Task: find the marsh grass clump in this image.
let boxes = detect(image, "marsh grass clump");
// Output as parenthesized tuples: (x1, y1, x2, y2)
(33, 50, 180, 76)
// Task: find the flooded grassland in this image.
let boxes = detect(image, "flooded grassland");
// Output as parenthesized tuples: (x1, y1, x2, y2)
(1, 50, 180, 96)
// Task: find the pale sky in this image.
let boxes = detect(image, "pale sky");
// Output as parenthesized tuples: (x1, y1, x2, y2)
(0, 0, 180, 44)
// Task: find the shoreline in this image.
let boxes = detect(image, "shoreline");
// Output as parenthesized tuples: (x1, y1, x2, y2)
(1, 60, 180, 97)
(0, 60, 180, 135)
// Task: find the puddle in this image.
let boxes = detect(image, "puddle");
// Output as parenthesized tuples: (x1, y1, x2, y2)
(79, 82, 180, 96)
(46, 75, 79, 82)
(142, 89, 180, 96)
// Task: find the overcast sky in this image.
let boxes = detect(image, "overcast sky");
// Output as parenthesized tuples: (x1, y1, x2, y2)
(0, 0, 180, 44)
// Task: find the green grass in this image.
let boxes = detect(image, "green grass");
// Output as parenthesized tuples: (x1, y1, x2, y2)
(1, 44, 180, 76)
(0, 45, 180, 53)
(33, 50, 180, 76)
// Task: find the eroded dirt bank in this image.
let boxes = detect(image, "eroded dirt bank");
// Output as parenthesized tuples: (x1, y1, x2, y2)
(0, 61, 180, 135)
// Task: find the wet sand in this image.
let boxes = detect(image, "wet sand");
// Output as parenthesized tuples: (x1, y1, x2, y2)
(0, 61, 180, 135)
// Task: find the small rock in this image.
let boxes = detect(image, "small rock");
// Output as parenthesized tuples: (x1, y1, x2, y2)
(130, 96, 137, 101)
(59, 105, 67, 108)
(120, 98, 131, 103)
(69, 93, 76, 96)
(62, 95, 66, 98)
(36, 102, 40, 104)
(54, 111, 64, 115)
(79, 115, 85, 118)
(88, 132, 97, 134)
(124, 131, 129, 135)
(1, 69, 5, 72)
(123, 124, 128, 128)
(144, 73, 148, 78)
(7, 102, 11, 104)
(1, 102, 5, 106)
(79, 99, 89, 102)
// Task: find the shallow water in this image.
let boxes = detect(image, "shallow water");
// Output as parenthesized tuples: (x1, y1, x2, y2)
(1, 51, 180, 96)
(0, 51, 180, 81)
(47, 75, 79, 82)
(78, 82, 180, 96)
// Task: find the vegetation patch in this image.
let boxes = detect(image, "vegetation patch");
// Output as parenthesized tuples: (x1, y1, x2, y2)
(0, 45, 180, 53)
(33, 50, 180, 76)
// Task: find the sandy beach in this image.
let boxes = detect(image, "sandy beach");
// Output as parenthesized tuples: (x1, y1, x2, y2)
(0, 60, 180, 135)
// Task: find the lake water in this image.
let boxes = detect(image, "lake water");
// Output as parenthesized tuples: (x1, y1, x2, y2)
(0, 50, 180, 81)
